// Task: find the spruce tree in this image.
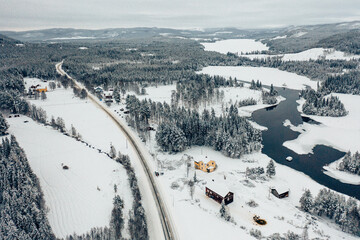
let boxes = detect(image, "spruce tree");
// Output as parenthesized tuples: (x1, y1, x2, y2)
(0, 114, 9, 135)
(266, 159, 276, 178)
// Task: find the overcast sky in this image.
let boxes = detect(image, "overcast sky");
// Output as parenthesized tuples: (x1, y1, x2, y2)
(1, 0, 360, 31)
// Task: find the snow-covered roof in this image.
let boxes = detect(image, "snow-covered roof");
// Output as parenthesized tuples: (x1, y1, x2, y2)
(206, 180, 231, 197)
(271, 186, 289, 194)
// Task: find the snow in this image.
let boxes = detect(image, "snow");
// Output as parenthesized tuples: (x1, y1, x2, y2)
(24, 77, 165, 240)
(282, 48, 360, 61)
(201, 39, 268, 55)
(78, 47, 88, 50)
(283, 93, 360, 155)
(242, 48, 360, 61)
(271, 35, 287, 40)
(7, 116, 132, 239)
(128, 84, 176, 104)
(283, 93, 360, 185)
(291, 31, 307, 38)
(144, 145, 359, 240)
(199, 66, 318, 90)
(323, 159, 360, 185)
(206, 180, 232, 197)
(51, 36, 97, 40)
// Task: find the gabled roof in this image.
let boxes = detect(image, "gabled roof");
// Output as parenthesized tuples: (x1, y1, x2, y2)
(206, 180, 231, 197)
(271, 186, 289, 194)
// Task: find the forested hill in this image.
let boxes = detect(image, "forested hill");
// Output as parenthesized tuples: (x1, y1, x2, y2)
(0, 33, 21, 45)
(316, 30, 360, 54)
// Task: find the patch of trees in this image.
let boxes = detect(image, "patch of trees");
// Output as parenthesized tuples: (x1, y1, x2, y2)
(301, 89, 347, 117)
(320, 72, 360, 95)
(116, 153, 148, 240)
(0, 135, 55, 239)
(262, 84, 278, 104)
(316, 30, 360, 54)
(0, 113, 9, 135)
(126, 95, 262, 158)
(174, 74, 239, 108)
(338, 151, 360, 175)
(299, 188, 360, 236)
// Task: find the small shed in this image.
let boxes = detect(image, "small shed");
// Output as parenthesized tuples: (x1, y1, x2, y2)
(271, 187, 289, 199)
(205, 182, 233, 205)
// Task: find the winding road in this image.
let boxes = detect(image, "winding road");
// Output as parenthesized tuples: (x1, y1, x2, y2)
(56, 61, 177, 240)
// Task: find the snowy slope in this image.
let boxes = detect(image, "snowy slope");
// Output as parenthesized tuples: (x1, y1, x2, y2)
(7, 116, 132, 239)
(201, 39, 269, 54)
(199, 66, 318, 90)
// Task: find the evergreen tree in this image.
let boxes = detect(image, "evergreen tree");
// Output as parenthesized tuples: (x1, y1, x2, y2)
(220, 201, 231, 221)
(110, 144, 117, 159)
(266, 159, 276, 178)
(0, 114, 9, 135)
(299, 189, 314, 212)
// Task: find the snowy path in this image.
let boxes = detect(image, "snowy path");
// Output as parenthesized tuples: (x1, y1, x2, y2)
(56, 61, 177, 240)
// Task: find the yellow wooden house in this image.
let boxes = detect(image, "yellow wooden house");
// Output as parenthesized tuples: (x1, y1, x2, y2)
(35, 86, 47, 93)
(194, 159, 216, 173)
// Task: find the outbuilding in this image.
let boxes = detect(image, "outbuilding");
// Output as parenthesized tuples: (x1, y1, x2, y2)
(205, 182, 233, 205)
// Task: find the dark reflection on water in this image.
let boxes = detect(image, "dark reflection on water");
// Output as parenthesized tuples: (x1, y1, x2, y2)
(252, 87, 360, 200)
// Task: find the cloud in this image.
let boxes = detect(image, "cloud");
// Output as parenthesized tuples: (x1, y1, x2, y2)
(0, 0, 359, 30)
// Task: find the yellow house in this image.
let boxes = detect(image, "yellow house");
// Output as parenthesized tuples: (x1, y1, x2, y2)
(36, 86, 47, 93)
(194, 160, 216, 173)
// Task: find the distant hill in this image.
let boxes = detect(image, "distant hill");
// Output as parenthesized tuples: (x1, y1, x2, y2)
(262, 21, 360, 53)
(0, 33, 21, 45)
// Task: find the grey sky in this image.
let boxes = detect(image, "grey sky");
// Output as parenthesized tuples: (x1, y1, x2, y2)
(1, 0, 360, 31)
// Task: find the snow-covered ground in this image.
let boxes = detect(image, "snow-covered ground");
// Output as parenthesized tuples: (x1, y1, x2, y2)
(23, 77, 165, 239)
(201, 39, 268, 55)
(283, 94, 360, 154)
(243, 48, 360, 61)
(127, 82, 283, 118)
(112, 83, 356, 239)
(323, 159, 360, 185)
(283, 93, 360, 185)
(282, 48, 360, 61)
(7, 116, 132, 239)
(199, 66, 318, 90)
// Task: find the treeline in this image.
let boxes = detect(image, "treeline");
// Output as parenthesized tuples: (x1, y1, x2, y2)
(0, 135, 55, 239)
(301, 89, 347, 117)
(126, 95, 262, 158)
(320, 72, 360, 95)
(300, 188, 360, 236)
(338, 151, 360, 175)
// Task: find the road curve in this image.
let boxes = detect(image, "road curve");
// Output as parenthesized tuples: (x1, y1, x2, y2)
(56, 61, 177, 240)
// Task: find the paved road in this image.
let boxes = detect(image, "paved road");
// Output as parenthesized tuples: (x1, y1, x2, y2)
(56, 61, 176, 240)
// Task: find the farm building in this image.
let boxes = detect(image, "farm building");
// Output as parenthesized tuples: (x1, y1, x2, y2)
(271, 187, 289, 199)
(205, 182, 233, 205)
(194, 159, 216, 173)
(28, 84, 47, 96)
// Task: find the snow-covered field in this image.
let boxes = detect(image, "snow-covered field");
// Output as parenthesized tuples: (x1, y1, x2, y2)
(199, 66, 318, 90)
(201, 38, 360, 61)
(242, 48, 360, 61)
(282, 48, 360, 61)
(22, 77, 165, 239)
(201, 39, 268, 54)
(283, 93, 360, 185)
(7, 116, 132, 238)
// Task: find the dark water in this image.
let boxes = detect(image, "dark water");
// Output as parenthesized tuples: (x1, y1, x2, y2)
(252, 87, 360, 200)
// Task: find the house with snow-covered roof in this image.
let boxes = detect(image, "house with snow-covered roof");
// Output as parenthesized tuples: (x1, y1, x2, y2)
(205, 180, 233, 205)
(194, 159, 216, 173)
(271, 186, 289, 199)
